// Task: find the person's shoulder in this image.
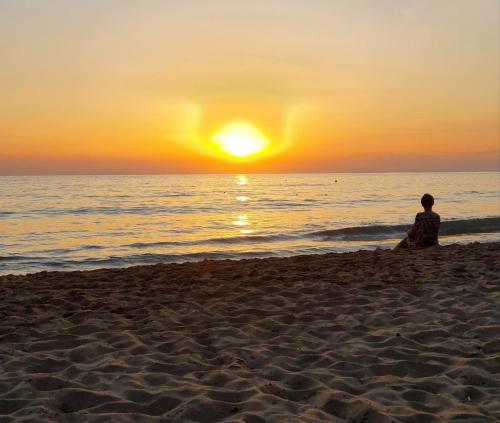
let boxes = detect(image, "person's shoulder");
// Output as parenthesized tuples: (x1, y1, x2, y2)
(416, 211, 440, 220)
(427, 211, 440, 222)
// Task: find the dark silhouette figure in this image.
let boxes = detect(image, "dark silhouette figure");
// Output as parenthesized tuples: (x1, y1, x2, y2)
(396, 193, 440, 249)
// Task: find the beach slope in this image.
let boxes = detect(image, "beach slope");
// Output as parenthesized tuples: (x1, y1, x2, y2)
(1, 242, 499, 422)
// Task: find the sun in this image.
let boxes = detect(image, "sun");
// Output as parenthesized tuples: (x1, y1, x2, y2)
(212, 122, 269, 159)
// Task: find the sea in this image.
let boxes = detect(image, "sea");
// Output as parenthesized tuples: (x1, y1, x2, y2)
(0, 172, 499, 275)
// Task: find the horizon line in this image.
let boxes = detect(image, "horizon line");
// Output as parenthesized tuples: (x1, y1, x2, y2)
(1, 170, 499, 177)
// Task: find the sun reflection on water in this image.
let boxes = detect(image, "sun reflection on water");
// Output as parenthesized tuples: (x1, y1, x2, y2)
(232, 175, 256, 235)
(236, 174, 248, 185)
(233, 214, 249, 226)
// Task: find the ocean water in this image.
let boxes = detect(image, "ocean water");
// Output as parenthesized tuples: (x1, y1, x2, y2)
(0, 173, 499, 275)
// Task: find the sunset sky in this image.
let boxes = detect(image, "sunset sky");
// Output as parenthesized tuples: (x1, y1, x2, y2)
(1, 0, 499, 174)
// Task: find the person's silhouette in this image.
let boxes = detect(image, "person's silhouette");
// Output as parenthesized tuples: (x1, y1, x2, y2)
(395, 193, 440, 249)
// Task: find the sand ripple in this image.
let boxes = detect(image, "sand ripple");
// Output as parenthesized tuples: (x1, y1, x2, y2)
(0, 242, 499, 422)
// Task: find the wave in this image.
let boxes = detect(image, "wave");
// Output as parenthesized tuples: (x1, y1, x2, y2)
(440, 217, 500, 236)
(310, 217, 500, 241)
(311, 225, 408, 241)
(127, 217, 500, 247)
(128, 241, 186, 248)
(0, 255, 36, 262)
(0, 251, 277, 271)
(126, 234, 299, 248)
(3, 217, 498, 261)
(17, 205, 217, 217)
(203, 234, 297, 244)
(1, 217, 498, 275)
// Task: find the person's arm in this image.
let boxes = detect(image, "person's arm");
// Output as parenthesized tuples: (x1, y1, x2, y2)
(407, 215, 420, 239)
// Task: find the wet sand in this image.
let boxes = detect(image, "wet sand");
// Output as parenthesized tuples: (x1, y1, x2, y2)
(0, 242, 499, 422)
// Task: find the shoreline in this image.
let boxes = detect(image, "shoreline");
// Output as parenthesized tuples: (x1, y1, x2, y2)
(2, 235, 499, 278)
(1, 242, 499, 422)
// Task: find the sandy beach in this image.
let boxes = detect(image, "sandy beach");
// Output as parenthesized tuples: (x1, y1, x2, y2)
(0, 242, 499, 422)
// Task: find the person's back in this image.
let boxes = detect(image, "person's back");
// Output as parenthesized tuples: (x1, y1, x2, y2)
(412, 210, 440, 247)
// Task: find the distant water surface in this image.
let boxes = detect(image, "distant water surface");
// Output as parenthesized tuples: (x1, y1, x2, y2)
(0, 173, 499, 275)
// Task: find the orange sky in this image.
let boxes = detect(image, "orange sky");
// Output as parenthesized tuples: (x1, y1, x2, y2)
(0, 0, 499, 174)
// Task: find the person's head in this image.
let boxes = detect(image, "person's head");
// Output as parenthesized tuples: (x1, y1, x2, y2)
(421, 193, 434, 210)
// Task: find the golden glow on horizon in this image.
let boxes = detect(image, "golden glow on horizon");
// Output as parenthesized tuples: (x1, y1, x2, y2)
(172, 104, 306, 167)
(212, 122, 270, 159)
(0, 2, 498, 173)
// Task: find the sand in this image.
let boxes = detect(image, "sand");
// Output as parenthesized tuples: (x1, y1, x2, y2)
(0, 242, 499, 423)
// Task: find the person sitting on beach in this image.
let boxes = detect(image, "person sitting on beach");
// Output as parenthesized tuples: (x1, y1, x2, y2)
(395, 193, 440, 249)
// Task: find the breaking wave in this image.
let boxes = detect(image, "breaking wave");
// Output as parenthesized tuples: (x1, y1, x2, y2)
(309, 217, 500, 241)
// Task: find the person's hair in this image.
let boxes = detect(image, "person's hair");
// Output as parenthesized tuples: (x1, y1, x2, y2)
(421, 193, 434, 209)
